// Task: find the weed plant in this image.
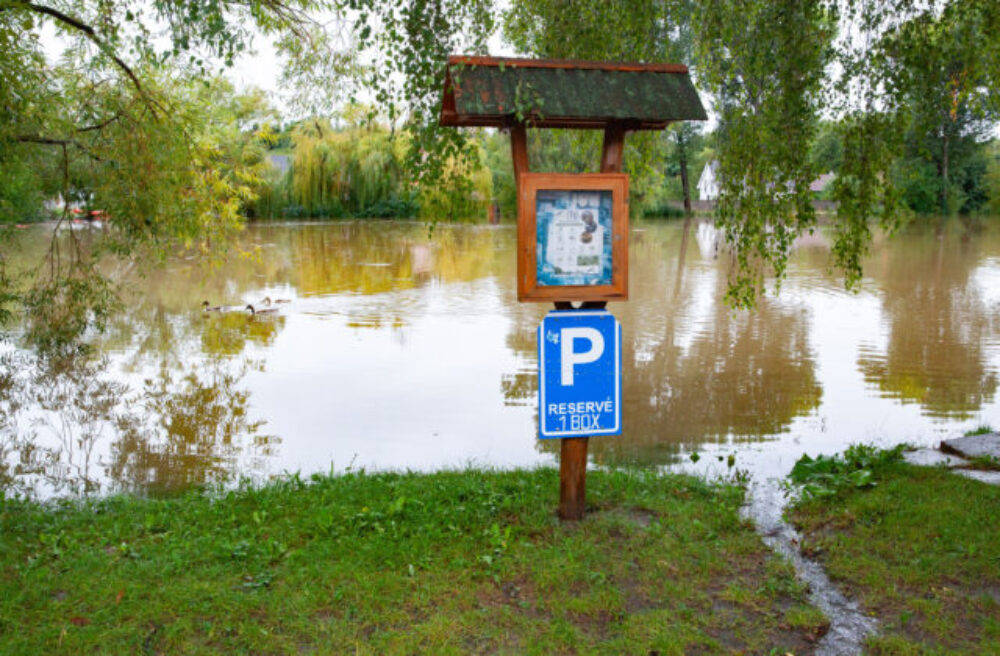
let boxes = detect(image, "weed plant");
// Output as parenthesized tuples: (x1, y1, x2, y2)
(786, 443, 907, 499)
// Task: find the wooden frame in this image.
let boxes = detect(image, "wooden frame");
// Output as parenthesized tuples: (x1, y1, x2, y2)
(517, 173, 629, 303)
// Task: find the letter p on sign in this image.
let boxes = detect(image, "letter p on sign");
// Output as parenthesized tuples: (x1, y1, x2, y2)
(560, 327, 604, 386)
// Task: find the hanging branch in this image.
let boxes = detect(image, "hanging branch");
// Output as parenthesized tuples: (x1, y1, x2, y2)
(14, 135, 105, 162)
(23, 2, 166, 117)
(77, 112, 124, 134)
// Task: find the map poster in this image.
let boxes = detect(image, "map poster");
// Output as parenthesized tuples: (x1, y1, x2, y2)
(535, 189, 614, 287)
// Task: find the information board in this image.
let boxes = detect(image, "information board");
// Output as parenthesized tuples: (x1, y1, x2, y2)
(535, 189, 614, 287)
(517, 173, 628, 303)
(537, 310, 621, 439)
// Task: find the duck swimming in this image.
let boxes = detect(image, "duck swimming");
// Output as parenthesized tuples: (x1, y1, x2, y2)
(262, 296, 291, 306)
(202, 300, 245, 313)
(245, 303, 279, 316)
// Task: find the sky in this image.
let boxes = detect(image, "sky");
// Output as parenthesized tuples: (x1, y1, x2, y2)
(36, 3, 714, 126)
(226, 7, 517, 119)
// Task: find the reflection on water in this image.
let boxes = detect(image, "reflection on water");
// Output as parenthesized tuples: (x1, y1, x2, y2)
(516, 222, 823, 467)
(201, 311, 286, 356)
(0, 352, 125, 496)
(857, 233, 999, 418)
(108, 360, 278, 495)
(0, 348, 274, 497)
(4, 219, 1000, 496)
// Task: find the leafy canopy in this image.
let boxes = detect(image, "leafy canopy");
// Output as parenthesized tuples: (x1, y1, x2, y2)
(0, 0, 341, 349)
(498, 0, 1000, 306)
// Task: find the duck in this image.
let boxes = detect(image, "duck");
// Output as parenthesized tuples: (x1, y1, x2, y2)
(245, 303, 280, 316)
(202, 300, 245, 313)
(261, 296, 291, 306)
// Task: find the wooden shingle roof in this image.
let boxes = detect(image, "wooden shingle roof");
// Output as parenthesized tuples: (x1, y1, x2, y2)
(440, 56, 707, 130)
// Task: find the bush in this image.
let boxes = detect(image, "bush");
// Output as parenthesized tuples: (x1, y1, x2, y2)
(642, 201, 685, 219)
(786, 443, 906, 499)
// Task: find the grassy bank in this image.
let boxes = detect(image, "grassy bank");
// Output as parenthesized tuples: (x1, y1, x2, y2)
(1, 468, 827, 654)
(787, 448, 1000, 654)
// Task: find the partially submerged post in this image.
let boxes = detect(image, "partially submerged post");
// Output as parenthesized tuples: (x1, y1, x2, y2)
(440, 56, 706, 519)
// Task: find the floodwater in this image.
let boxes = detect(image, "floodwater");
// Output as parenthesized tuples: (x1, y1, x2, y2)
(4, 218, 1000, 497)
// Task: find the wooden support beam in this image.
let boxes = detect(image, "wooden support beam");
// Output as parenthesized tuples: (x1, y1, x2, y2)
(510, 123, 529, 183)
(600, 121, 626, 173)
(511, 122, 531, 299)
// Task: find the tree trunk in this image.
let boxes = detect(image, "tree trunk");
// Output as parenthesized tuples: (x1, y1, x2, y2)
(941, 129, 950, 218)
(677, 131, 692, 217)
(680, 149, 692, 217)
(674, 214, 692, 299)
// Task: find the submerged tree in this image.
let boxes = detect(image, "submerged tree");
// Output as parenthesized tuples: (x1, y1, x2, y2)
(698, 0, 1000, 306)
(696, 0, 833, 307)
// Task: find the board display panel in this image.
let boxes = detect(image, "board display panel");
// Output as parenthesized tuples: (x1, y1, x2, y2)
(517, 173, 628, 302)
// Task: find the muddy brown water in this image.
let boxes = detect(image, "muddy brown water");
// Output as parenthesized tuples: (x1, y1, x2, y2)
(4, 218, 1000, 497)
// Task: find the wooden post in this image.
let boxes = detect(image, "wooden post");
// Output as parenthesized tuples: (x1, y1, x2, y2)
(510, 123, 529, 183)
(511, 122, 531, 299)
(554, 122, 627, 521)
(559, 437, 589, 519)
(600, 121, 626, 173)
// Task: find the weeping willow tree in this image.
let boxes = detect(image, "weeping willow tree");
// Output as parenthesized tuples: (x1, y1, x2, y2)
(3, 71, 276, 352)
(257, 117, 493, 220)
(696, 0, 833, 307)
(0, 0, 349, 352)
(417, 136, 493, 220)
(257, 119, 410, 218)
(698, 0, 1000, 306)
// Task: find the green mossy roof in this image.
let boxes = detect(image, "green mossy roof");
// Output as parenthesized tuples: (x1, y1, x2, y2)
(441, 57, 707, 129)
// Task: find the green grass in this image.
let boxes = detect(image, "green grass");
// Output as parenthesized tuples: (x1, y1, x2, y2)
(964, 454, 1000, 471)
(787, 452, 1000, 654)
(1, 468, 826, 654)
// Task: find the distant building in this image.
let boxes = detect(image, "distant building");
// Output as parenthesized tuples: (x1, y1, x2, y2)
(697, 161, 719, 201)
(698, 160, 835, 201)
(42, 192, 89, 215)
(43, 194, 65, 214)
(268, 154, 291, 175)
(810, 172, 835, 195)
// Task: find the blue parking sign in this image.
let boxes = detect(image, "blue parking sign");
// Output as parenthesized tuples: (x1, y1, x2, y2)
(537, 310, 621, 439)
